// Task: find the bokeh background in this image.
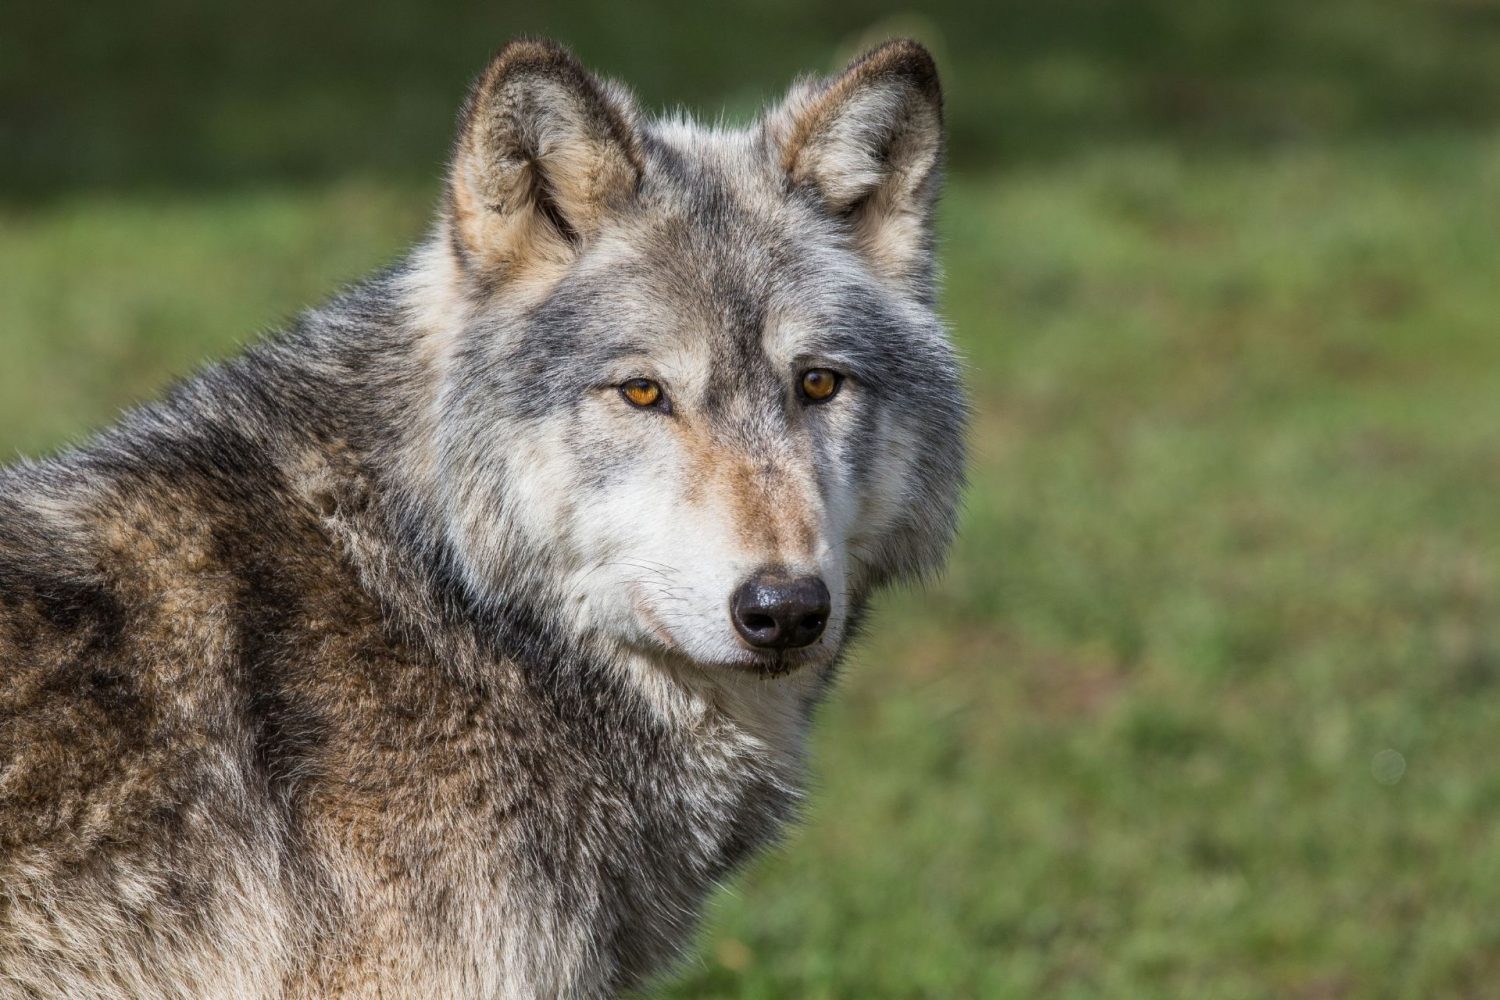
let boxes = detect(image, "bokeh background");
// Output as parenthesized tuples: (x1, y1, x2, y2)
(5, 2, 1500, 996)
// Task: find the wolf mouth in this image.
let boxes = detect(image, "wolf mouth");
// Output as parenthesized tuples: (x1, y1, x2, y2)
(717, 641, 828, 674)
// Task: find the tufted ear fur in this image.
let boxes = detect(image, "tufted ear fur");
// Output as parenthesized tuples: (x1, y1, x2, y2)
(767, 39, 944, 296)
(446, 39, 644, 280)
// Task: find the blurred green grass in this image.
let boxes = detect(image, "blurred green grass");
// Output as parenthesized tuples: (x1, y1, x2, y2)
(4, 2, 1500, 997)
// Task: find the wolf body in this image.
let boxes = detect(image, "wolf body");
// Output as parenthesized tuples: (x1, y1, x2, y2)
(0, 39, 965, 997)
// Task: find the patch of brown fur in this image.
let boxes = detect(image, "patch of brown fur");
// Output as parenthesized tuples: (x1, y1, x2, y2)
(674, 417, 818, 568)
(0, 447, 551, 992)
(0, 500, 230, 865)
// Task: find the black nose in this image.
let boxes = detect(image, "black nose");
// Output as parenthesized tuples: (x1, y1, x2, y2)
(730, 571, 831, 650)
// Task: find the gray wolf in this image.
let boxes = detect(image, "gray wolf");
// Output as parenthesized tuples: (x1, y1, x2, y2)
(0, 37, 965, 997)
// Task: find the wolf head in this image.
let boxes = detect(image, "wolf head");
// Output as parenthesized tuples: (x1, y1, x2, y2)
(413, 39, 965, 675)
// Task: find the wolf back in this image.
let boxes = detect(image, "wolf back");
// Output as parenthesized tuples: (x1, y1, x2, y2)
(0, 37, 966, 998)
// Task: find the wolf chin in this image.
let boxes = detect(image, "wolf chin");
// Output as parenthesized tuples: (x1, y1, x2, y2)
(0, 38, 965, 997)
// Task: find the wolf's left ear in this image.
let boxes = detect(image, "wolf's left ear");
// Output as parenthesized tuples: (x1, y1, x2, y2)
(447, 39, 643, 279)
(768, 39, 944, 294)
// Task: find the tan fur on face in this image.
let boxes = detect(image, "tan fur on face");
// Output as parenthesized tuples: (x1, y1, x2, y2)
(673, 416, 820, 569)
(720, 457, 818, 564)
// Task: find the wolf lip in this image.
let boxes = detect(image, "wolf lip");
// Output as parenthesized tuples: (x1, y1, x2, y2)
(721, 644, 824, 677)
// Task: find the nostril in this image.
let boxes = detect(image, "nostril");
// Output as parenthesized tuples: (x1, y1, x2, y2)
(798, 613, 826, 632)
(743, 613, 776, 633)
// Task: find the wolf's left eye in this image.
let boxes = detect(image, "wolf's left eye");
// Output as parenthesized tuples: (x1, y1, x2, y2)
(620, 378, 666, 410)
(799, 368, 842, 403)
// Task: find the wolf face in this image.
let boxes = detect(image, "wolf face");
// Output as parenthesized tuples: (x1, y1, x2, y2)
(420, 40, 965, 675)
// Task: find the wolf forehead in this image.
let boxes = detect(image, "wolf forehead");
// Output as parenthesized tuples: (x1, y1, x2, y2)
(505, 182, 923, 388)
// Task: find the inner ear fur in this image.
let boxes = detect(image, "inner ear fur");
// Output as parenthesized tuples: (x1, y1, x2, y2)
(447, 39, 644, 279)
(769, 39, 945, 293)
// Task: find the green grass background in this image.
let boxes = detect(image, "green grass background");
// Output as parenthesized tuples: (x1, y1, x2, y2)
(4, 2, 1500, 996)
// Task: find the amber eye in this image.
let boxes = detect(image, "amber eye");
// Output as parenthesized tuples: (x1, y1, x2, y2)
(799, 368, 842, 403)
(620, 378, 664, 409)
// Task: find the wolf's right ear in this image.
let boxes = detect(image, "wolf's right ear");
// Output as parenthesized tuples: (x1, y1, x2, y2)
(446, 40, 643, 279)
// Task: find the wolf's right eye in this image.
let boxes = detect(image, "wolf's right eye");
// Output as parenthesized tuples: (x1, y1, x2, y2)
(620, 379, 666, 410)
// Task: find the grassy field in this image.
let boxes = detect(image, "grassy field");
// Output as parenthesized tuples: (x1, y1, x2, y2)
(4, 4, 1500, 997)
(5, 135, 1498, 999)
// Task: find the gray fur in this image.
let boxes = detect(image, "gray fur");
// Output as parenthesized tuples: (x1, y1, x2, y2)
(0, 38, 965, 997)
